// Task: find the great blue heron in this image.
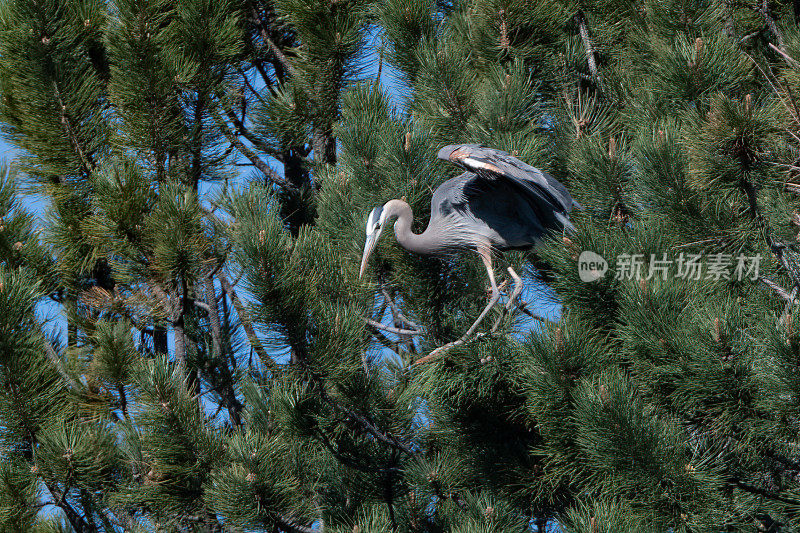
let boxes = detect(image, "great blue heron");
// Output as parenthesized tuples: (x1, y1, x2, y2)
(360, 144, 579, 363)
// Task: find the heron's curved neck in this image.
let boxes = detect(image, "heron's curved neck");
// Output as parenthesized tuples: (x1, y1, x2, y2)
(385, 199, 434, 255)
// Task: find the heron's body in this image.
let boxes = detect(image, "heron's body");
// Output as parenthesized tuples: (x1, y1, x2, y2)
(380, 145, 577, 257)
(360, 144, 579, 364)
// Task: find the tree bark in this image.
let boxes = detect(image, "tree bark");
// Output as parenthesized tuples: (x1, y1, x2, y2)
(312, 127, 336, 165)
(153, 325, 168, 354)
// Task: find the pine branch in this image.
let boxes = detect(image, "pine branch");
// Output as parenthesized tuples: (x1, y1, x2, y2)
(193, 300, 212, 313)
(314, 426, 402, 473)
(52, 81, 96, 176)
(247, 2, 296, 78)
(273, 513, 315, 533)
(212, 108, 299, 192)
(768, 42, 800, 69)
(315, 382, 415, 455)
(189, 94, 206, 188)
(218, 271, 278, 371)
(204, 275, 223, 360)
(203, 273, 243, 427)
(251, 58, 279, 96)
(364, 317, 422, 336)
(47, 484, 94, 533)
(575, 10, 604, 96)
(221, 102, 273, 155)
(380, 284, 422, 331)
(758, 0, 785, 49)
(760, 277, 794, 301)
(239, 67, 270, 104)
(369, 326, 402, 356)
(171, 282, 188, 366)
(312, 127, 336, 165)
(744, 181, 800, 285)
(39, 323, 79, 390)
(730, 477, 800, 505)
(117, 383, 129, 420)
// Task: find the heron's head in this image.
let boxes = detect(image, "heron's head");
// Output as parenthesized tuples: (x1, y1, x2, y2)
(360, 205, 387, 278)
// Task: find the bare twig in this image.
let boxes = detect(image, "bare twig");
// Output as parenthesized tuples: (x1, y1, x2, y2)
(769, 42, 800, 68)
(575, 10, 604, 95)
(380, 285, 422, 331)
(364, 317, 422, 336)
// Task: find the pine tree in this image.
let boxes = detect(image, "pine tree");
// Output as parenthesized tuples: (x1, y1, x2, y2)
(5, 0, 800, 531)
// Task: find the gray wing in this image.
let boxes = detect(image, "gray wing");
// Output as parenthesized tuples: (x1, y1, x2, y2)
(437, 144, 578, 214)
(430, 171, 567, 251)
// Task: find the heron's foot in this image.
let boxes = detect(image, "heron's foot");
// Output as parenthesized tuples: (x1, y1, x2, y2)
(491, 267, 525, 332)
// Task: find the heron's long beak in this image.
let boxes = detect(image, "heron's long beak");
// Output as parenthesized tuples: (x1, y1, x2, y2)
(359, 233, 379, 279)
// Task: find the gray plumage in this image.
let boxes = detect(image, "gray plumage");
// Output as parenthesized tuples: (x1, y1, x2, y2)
(429, 144, 577, 252)
(359, 144, 578, 363)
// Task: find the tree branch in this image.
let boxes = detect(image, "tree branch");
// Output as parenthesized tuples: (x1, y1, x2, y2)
(731, 477, 800, 505)
(316, 383, 415, 455)
(218, 271, 278, 371)
(760, 277, 794, 302)
(575, 10, 604, 95)
(744, 181, 800, 284)
(380, 285, 422, 331)
(212, 109, 298, 192)
(273, 513, 315, 533)
(759, 0, 785, 49)
(364, 317, 422, 336)
(39, 322, 79, 390)
(769, 42, 800, 69)
(248, 2, 296, 78)
(47, 484, 93, 533)
(52, 81, 96, 176)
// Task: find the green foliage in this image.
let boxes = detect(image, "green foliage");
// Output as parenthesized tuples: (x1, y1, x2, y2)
(0, 459, 39, 532)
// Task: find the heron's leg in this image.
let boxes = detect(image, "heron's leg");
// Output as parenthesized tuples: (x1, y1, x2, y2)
(491, 266, 525, 332)
(411, 249, 500, 367)
(505, 266, 524, 310)
(461, 250, 502, 338)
